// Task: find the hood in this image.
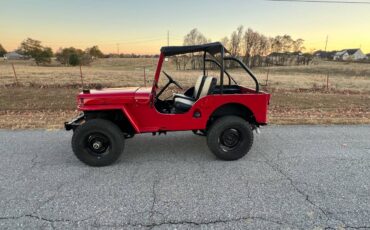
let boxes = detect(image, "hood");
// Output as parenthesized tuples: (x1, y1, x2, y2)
(77, 87, 151, 108)
(88, 87, 139, 95)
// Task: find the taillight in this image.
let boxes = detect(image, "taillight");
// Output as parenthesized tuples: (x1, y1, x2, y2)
(78, 98, 84, 106)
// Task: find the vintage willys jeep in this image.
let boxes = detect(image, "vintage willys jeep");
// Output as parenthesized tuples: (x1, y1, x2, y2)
(65, 42, 270, 166)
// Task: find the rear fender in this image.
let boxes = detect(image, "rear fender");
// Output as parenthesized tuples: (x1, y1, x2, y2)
(207, 103, 257, 129)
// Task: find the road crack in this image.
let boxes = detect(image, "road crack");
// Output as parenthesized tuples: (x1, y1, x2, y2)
(259, 152, 360, 229)
(92, 215, 293, 229)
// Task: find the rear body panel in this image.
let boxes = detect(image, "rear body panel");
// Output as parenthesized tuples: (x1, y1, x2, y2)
(78, 86, 270, 133)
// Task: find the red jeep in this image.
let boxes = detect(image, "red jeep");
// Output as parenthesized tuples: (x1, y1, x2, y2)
(65, 42, 270, 166)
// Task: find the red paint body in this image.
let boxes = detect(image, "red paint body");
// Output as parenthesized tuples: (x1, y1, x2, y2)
(77, 53, 270, 134)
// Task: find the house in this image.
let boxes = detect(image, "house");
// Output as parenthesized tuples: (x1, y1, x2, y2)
(267, 51, 309, 66)
(333, 49, 367, 61)
(313, 50, 337, 60)
(3, 51, 28, 60)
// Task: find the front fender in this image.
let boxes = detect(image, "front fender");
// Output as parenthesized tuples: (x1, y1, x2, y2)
(79, 105, 141, 134)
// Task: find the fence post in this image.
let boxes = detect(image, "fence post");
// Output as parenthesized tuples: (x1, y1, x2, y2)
(143, 66, 146, 87)
(79, 65, 84, 87)
(326, 73, 329, 91)
(265, 68, 270, 87)
(11, 63, 19, 85)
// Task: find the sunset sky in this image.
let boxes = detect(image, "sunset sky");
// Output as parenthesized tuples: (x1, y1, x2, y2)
(1, 0, 369, 54)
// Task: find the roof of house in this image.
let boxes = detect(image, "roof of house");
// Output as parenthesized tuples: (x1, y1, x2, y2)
(335, 50, 348, 57)
(346, 49, 360, 55)
(6, 51, 23, 56)
(335, 49, 360, 56)
(268, 51, 302, 56)
(314, 50, 337, 58)
(4, 52, 25, 57)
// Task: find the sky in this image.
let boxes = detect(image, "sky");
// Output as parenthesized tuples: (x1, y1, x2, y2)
(1, 0, 369, 54)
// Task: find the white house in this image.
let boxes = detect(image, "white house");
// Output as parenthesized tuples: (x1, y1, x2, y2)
(333, 49, 367, 61)
(3, 51, 28, 60)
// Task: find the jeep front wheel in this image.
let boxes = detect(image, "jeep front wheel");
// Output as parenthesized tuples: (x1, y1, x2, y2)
(207, 116, 253, 161)
(72, 119, 124, 167)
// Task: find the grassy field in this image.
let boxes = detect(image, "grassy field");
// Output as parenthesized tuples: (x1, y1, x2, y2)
(2, 58, 370, 91)
(1, 58, 369, 129)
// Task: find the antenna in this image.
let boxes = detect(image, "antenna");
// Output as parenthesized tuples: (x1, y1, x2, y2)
(167, 30, 169, 46)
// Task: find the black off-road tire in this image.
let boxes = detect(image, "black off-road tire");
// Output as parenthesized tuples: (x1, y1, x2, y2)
(72, 119, 125, 167)
(207, 116, 254, 161)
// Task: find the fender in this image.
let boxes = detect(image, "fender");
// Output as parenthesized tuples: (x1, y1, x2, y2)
(121, 106, 140, 133)
(79, 105, 140, 134)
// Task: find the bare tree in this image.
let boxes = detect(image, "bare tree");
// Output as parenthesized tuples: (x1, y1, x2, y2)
(242, 28, 271, 67)
(229, 26, 244, 57)
(182, 27, 306, 69)
(292, 39, 305, 52)
(183, 28, 209, 69)
(184, 28, 208, 46)
(282, 35, 294, 52)
(220, 37, 229, 49)
(271, 36, 284, 53)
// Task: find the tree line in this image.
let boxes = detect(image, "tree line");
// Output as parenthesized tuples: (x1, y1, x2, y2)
(174, 27, 312, 70)
(1, 27, 312, 68)
(0, 38, 105, 66)
(0, 39, 162, 66)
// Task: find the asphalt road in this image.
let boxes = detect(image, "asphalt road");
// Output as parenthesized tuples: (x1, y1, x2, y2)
(0, 126, 370, 229)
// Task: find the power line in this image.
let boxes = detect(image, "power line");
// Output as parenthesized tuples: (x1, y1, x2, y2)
(3, 36, 167, 46)
(266, 0, 370, 4)
(35, 37, 165, 47)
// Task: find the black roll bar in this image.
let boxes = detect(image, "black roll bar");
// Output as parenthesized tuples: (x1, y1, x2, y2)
(203, 51, 206, 76)
(224, 57, 260, 93)
(220, 46, 224, 94)
(204, 58, 237, 85)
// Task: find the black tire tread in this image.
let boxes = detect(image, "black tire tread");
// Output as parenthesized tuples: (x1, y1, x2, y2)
(207, 116, 253, 161)
(72, 118, 124, 167)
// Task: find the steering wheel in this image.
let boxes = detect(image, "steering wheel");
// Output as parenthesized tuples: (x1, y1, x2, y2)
(162, 71, 183, 90)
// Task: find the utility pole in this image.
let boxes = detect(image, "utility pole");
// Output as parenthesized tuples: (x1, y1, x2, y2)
(116, 43, 120, 56)
(167, 30, 169, 46)
(324, 35, 329, 52)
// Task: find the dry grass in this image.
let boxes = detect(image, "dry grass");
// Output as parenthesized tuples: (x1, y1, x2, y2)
(1, 58, 369, 91)
(1, 58, 370, 129)
(260, 60, 370, 77)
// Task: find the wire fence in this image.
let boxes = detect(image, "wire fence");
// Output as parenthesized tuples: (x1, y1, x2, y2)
(1, 60, 370, 93)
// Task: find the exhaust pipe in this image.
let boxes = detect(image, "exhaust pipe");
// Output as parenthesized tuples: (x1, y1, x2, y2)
(255, 127, 261, 134)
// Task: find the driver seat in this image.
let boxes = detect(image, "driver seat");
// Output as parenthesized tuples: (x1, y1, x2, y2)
(174, 76, 217, 112)
(173, 75, 205, 102)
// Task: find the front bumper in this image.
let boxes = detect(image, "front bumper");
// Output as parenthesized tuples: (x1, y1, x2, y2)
(64, 113, 85, 131)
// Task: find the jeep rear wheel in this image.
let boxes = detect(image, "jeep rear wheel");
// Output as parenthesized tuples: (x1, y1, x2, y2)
(207, 116, 253, 161)
(72, 119, 124, 167)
